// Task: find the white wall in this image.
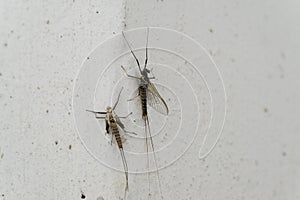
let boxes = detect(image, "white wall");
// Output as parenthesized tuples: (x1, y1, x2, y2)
(1, 0, 299, 199)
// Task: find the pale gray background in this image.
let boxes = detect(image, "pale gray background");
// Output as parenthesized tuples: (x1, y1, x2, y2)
(0, 0, 299, 199)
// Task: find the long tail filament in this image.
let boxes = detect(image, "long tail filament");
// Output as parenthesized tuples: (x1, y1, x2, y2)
(144, 116, 164, 199)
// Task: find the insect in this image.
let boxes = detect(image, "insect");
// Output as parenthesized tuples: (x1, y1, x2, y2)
(121, 27, 169, 199)
(86, 88, 135, 196)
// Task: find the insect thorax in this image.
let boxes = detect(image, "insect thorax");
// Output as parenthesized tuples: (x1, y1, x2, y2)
(108, 113, 115, 123)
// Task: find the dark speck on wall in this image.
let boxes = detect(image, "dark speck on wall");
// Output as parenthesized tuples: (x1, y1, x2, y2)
(46, 20, 50, 24)
(87, 57, 90, 60)
(69, 144, 72, 150)
(264, 107, 268, 113)
(280, 51, 286, 60)
(209, 28, 213, 33)
(55, 141, 58, 145)
(96, 11, 99, 14)
(282, 152, 287, 156)
(4, 43, 8, 47)
(46, 110, 49, 113)
(81, 193, 86, 199)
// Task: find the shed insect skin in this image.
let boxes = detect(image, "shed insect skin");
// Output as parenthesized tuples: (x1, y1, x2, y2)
(86, 88, 135, 197)
(121, 28, 168, 199)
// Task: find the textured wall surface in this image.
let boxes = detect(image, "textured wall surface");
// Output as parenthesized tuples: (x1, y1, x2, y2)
(1, 0, 300, 200)
(0, 0, 125, 199)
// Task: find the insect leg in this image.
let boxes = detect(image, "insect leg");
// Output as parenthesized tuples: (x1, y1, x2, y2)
(121, 65, 140, 79)
(127, 93, 140, 101)
(123, 130, 137, 136)
(117, 122, 137, 135)
(94, 116, 106, 119)
(86, 110, 107, 114)
(148, 68, 155, 79)
(115, 114, 137, 136)
(118, 112, 133, 119)
(86, 110, 107, 119)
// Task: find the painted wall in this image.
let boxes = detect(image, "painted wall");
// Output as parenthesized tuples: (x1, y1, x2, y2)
(1, 0, 299, 199)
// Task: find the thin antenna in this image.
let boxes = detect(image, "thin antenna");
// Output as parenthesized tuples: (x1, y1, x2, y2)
(112, 87, 124, 110)
(122, 31, 142, 73)
(144, 27, 149, 70)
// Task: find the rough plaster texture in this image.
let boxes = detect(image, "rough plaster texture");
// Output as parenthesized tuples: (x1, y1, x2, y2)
(0, 0, 126, 199)
(1, 0, 300, 200)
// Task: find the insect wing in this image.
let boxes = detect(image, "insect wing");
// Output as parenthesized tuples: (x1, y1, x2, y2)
(147, 82, 169, 115)
(115, 114, 125, 130)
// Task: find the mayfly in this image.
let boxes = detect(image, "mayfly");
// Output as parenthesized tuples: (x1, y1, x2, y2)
(121, 27, 169, 199)
(86, 87, 135, 197)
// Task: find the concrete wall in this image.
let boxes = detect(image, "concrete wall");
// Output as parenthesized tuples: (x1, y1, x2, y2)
(1, 0, 299, 199)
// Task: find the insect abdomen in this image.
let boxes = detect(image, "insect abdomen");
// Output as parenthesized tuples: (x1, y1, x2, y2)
(111, 123, 123, 149)
(139, 86, 147, 117)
